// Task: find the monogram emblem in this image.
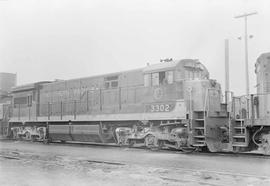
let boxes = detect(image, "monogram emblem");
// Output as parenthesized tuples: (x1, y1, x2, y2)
(153, 88, 163, 100)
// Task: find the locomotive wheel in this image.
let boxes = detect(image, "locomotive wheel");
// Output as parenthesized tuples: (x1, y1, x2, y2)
(157, 140, 164, 150)
(31, 135, 37, 142)
(128, 139, 136, 147)
(117, 136, 127, 146)
(25, 132, 31, 141)
(43, 139, 49, 144)
(18, 134, 23, 140)
(181, 147, 197, 153)
(261, 134, 270, 155)
(174, 141, 182, 150)
(12, 130, 18, 139)
(43, 138, 52, 144)
(144, 134, 156, 148)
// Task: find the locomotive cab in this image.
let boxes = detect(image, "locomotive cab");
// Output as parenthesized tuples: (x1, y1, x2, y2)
(138, 60, 228, 151)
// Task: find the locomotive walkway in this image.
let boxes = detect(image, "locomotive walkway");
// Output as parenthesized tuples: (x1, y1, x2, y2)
(0, 140, 269, 186)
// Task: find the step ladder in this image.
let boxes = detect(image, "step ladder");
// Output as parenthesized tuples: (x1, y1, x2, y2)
(192, 111, 206, 146)
(231, 95, 249, 150)
(232, 119, 249, 148)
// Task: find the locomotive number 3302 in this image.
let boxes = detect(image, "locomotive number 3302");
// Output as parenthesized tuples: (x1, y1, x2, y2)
(150, 104, 170, 112)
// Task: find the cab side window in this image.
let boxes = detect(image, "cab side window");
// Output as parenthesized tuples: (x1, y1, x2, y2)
(27, 95, 32, 107)
(166, 71, 173, 84)
(104, 75, 119, 89)
(159, 71, 166, 84)
(152, 73, 159, 86)
(14, 97, 27, 108)
(144, 74, 151, 87)
(144, 71, 173, 87)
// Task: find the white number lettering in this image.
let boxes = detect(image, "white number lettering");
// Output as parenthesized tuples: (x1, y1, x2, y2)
(165, 104, 170, 112)
(149, 104, 170, 112)
(160, 104, 164, 111)
(150, 105, 155, 112)
(155, 105, 159, 112)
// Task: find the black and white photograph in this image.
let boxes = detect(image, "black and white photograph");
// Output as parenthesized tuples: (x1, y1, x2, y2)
(0, 0, 270, 185)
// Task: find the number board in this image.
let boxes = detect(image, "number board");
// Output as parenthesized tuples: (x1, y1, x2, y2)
(145, 103, 175, 113)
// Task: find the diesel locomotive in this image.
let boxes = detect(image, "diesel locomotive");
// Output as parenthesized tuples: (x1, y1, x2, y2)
(3, 56, 270, 154)
(229, 52, 270, 154)
(6, 59, 229, 152)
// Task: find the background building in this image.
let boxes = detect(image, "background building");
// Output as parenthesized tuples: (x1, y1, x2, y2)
(0, 72, 16, 136)
(0, 72, 17, 95)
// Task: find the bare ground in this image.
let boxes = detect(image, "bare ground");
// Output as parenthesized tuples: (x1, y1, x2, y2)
(0, 141, 270, 186)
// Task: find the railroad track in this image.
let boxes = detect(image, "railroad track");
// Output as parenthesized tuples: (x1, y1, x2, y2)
(1, 138, 269, 159)
(52, 140, 270, 159)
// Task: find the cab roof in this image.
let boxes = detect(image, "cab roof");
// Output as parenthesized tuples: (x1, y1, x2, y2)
(11, 81, 51, 93)
(142, 59, 207, 73)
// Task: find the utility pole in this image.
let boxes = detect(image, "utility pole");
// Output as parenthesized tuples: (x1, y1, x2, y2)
(234, 12, 257, 95)
(225, 39, 230, 93)
(225, 39, 230, 104)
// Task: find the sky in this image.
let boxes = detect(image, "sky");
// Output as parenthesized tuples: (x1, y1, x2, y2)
(0, 0, 270, 95)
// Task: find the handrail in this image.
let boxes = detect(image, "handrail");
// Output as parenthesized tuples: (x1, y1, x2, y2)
(225, 91, 233, 142)
(3, 105, 10, 121)
(203, 88, 209, 119)
(240, 97, 243, 133)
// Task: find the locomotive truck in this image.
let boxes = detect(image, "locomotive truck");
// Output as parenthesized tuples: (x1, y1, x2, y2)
(7, 59, 230, 152)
